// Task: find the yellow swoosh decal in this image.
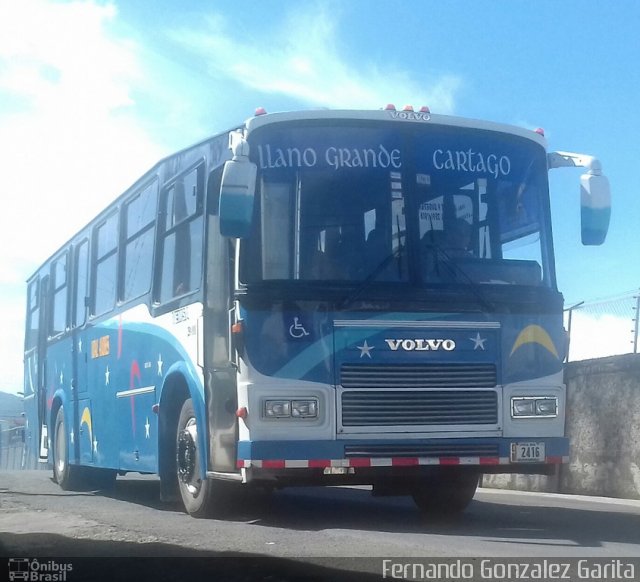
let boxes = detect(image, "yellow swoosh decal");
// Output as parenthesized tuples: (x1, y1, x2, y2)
(80, 407, 93, 443)
(510, 325, 559, 359)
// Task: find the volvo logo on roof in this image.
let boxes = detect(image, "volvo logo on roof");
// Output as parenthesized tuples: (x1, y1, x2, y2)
(385, 339, 456, 351)
(388, 110, 431, 122)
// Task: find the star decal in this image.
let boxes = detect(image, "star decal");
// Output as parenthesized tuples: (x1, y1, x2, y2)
(105, 366, 110, 385)
(145, 417, 151, 439)
(357, 340, 375, 358)
(93, 437, 98, 453)
(157, 354, 164, 376)
(470, 332, 487, 351)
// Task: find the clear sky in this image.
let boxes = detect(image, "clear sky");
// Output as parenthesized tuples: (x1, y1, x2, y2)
(1, 0, 639, 393)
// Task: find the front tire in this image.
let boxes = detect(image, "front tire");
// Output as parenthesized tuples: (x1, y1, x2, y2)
(176, 398, 229, 517)
(411, 470, 479, 516)
(52, 406, 84, 490)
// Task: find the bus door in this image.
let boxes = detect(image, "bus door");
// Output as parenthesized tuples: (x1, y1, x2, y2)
(36, 275, 50, 461)
(72, 239, 93, 464)
(72, 241, 90, 396)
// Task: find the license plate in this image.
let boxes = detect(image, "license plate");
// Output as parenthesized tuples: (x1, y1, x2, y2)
(510, 441, 545, 463)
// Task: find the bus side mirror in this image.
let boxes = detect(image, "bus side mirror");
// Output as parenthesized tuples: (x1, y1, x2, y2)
(580, 170, 611, 245)
(548, 151, 612, 246)
(219, 132, 257, 238)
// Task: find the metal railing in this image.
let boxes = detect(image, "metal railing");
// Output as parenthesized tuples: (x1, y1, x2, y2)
(564, 290, 640, 361)
(0, 424, 26, 470)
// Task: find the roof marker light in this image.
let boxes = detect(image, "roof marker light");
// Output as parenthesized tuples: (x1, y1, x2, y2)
(402, 105, 414, 112)
(535, 128, 545, 136)
(420, 106, 431, 114)
(255, 107, 267, 116)
(384, 104, 396, 111)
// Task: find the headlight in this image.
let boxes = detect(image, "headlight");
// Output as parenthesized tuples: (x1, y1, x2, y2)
(291, 400, 318, 418)
(511, 396, 558, 418)
(264, 399, 318, 419)
(535, 398, 558, 416)
(512, 398, 536, 417)
(264, 400, 291, 418)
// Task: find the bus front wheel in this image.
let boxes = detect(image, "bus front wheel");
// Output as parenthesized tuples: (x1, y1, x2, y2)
(176, 398, 223, 517)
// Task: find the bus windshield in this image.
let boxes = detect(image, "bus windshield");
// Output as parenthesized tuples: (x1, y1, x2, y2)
(241, 122, 552, 290)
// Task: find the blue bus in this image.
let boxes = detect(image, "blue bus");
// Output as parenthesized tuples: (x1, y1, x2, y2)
(23, 107, 610, 517)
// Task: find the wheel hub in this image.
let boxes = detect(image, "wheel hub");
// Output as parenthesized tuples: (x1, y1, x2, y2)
(177, 422, 197, 485)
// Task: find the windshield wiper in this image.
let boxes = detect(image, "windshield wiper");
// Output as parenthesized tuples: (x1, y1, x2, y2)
(340, 216, 407, 309)
(338, 245, 404, 309)
(426, 243, 495, 312)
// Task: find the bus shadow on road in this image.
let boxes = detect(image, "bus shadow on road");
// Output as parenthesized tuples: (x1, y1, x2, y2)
(102, 476, 172, 511)
(231, 486, 640, 550)
(101, 477, 640, 551)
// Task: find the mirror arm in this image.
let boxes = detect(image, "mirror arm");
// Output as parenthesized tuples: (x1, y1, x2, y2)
(548, 151, 603, 175)
(229, 129, 250, 160)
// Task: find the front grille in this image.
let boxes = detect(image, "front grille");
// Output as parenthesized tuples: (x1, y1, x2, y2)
(341, 390, 498, 426)
(339, 363, 498, 427)
(344, 443, 500, 458)
(341, 363, 497, 389)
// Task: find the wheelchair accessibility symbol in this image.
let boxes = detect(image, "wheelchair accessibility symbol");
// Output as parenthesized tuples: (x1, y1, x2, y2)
(289, 317, 310, 339)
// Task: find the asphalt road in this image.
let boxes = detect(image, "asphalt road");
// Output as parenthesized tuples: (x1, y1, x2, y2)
(1, 471, 639, 581)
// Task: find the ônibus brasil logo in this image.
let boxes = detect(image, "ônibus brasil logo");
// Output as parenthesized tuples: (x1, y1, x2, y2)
(8, 559, 73, 582)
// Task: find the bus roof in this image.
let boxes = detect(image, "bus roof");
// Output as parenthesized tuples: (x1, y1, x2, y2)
(244, 108, 548, 148)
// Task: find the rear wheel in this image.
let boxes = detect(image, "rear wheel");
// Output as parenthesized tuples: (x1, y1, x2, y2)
(176, 398, 231, 517)
(52, 406, 84, 490)
(411, 470, 479, 516)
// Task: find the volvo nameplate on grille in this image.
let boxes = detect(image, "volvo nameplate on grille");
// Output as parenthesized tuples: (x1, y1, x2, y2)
(384, 339, 456, 351)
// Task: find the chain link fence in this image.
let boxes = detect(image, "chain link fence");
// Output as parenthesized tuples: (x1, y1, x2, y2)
(564, 290, 640, 361)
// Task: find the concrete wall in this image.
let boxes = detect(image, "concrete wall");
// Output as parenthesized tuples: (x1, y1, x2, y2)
(483, 353, 640, 500)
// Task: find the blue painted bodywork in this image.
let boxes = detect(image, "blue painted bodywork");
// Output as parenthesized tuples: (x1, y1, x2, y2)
(45, 316, 206, 476)
(238, 304, 567, 466)
(243, 309, 564, 385)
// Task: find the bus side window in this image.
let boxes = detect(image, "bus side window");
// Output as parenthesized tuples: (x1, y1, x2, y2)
(123, 181, 158, 302)
(74, 240, 89, 327)
(50, 252, 69, 337)
(25, 279, 39, 349)
(158, 164, 204, 303)
(93, 212, 119, 316)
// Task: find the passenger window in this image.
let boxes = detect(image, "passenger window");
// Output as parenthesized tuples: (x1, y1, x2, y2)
(93, 212, 118, 315)
(158, 165, 204, 303)
(26, 279, 40, 349)
(74, 240, 89, 327)
(51, 253, 69, 336)
(124, 182, 157, 301)
(165, 169, 200, 230)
